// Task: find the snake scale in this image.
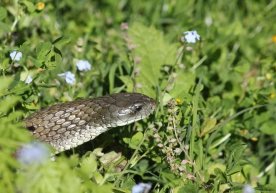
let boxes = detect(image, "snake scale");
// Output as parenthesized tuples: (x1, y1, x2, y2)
(25, 93, 156, 153)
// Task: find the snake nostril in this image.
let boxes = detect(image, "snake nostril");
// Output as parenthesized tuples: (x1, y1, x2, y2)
(27, 126, 36, 132)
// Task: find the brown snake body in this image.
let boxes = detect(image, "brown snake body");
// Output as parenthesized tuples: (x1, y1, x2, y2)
(25, 93, 156, 153)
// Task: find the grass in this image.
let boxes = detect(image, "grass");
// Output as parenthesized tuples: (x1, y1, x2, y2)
(0, 0, 276, 192)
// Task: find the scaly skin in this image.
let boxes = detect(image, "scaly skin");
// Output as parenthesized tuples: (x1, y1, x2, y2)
(25, 93, 156, 153)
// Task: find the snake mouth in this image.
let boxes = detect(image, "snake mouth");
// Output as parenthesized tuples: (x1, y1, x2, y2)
(136, 100, 156, 123)
(114, 97, 156, 127)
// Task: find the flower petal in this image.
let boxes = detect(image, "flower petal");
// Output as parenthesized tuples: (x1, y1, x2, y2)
(182, 30, 200, 43)
(76, 60, 92, 71)
(10, 50, 22, 61)
(58, 71, 76, 85)
(17, 142, 50, 165)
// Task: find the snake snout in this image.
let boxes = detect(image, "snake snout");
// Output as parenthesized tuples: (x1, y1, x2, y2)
(112, 93, 156, 126)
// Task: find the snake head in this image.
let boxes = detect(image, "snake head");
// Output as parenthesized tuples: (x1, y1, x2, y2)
(104, 93, 156, 127)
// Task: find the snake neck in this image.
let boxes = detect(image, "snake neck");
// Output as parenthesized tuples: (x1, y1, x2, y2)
(51, 125, 110, 153)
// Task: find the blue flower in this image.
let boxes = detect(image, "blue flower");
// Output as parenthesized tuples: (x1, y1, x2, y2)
(10, 50, 22, 61)
(25, 75, 33, 84)
(58, 71, 76, 85)
(132, 183, 152, 193)
(243, 185, 255, 193)
(182, 30, 200, 43)
(17, 142, 50, 165)
(76, 60, 92, 71)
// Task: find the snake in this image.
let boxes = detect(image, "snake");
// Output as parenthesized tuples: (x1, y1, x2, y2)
(25, 93, 156, 153)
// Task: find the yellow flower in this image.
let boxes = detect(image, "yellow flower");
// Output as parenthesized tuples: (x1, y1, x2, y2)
(239, 130, 248, 136)
(270, 92, 276, 99)
(175, 98, 182, 105)
(265, 73, 272, 80)
(272, 35, 276, 43)
(251, 137, 258, 142)
(36, 2, 45, 11)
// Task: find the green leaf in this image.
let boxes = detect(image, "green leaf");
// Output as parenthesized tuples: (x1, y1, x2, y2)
(0, 59, 9, 71)
(0, 95, 21, 115)
(200, 118, 217, 137)
(93, 171, 104, 184)
(255, 112, 276, 134)
(260, 120, 276, 134)
(170, 71, 195, 99)
(255, 184, 276, 192)
(11, 81, 30, 95)
(128, 23, 178, 97)
(226, 143, 247, 175)
(52, 35, 72, 49)
(109, 63, 119, 93)
(0, 22, 10, 33)
(0, 76, 13, 97)
(0, 7, 7, 20)
(136, 159, 149, 173)
(36, 42, 53, 64)
(99, 151, 122, 166)
(79, 153, 97, 179)
(22, 0, 35, 13)
(129, 132, 143, 149)
(177, 182, 200, 193)
(162, 92, 173, 105)
(119, 76, 133, 92)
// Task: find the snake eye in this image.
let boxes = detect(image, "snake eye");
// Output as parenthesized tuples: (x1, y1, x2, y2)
(133, 103, 143, 112)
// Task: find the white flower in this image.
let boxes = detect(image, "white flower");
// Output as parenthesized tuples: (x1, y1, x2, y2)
(205, 16, 213, 26)
(243, 185, 255, 193)
(182, 30, 200, 43)
(76, 60, 92, 71)
(17, 142, 50, 165)
(132, 183, 152, 193)
(25, 75, 33, 84)
(10, 50, 22, 61)
(58, 71, 76, 85)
